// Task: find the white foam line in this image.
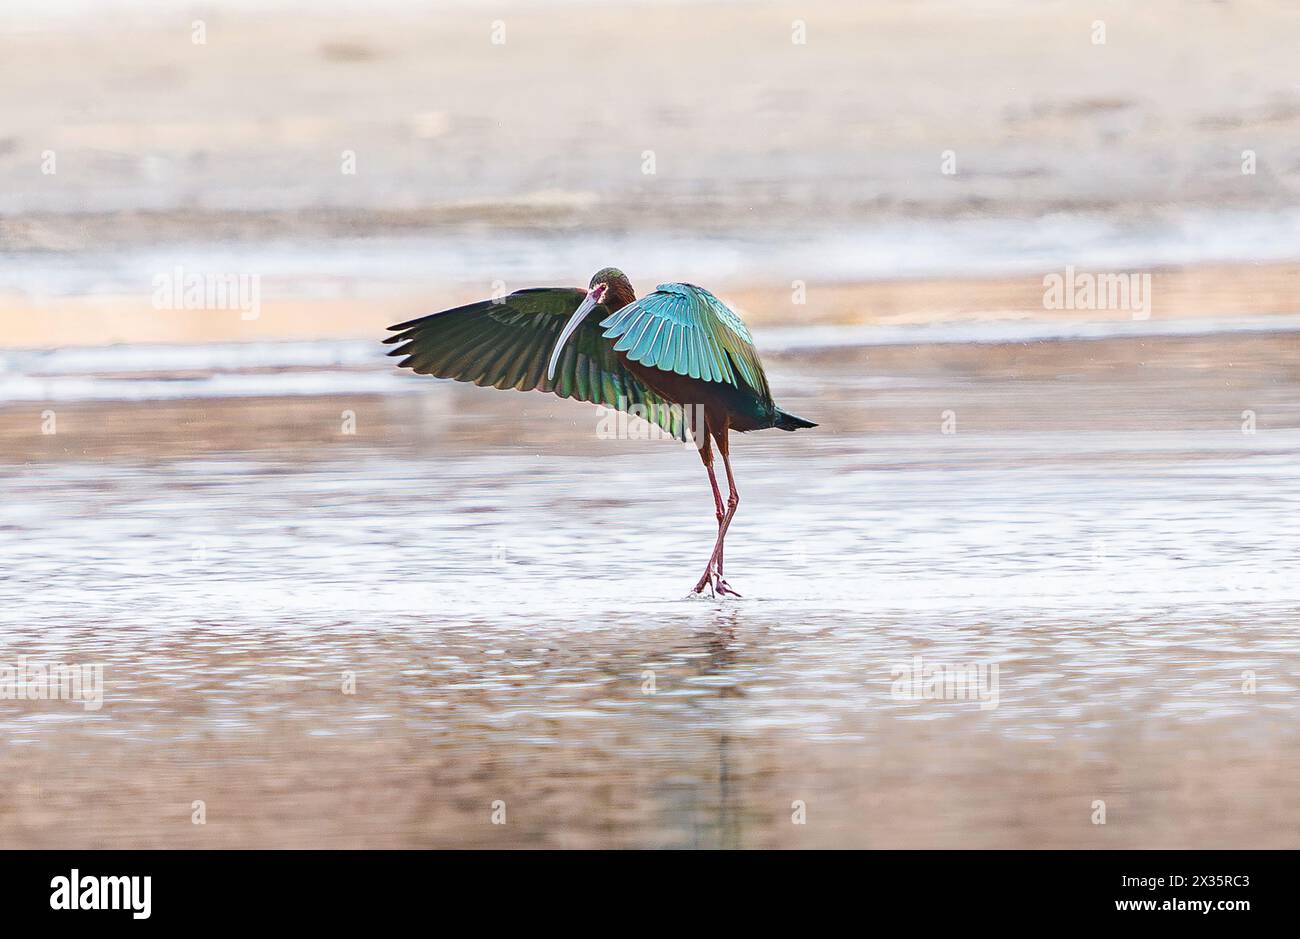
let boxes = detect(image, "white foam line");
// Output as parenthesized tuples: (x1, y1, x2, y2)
(3, 339, 384, 376)
(759, 314, 1300, 352)
(0, 369, 406, 403)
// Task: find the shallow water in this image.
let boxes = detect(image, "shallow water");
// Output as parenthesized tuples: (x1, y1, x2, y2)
(2, 330, 1299, 847)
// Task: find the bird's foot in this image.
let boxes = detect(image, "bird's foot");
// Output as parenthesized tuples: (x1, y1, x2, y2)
(714, 577, 742, 598)
(692, 568, 741, 599)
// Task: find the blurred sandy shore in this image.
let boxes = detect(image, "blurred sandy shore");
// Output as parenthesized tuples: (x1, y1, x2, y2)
(5, 0, 1299, 222)
(2, 0, 1299, 348)
(2, 260, 1299, 349)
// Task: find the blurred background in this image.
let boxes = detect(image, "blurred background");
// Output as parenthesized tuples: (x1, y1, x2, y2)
(3, 0, 1300, 354)
(2, 1, 1299, 849)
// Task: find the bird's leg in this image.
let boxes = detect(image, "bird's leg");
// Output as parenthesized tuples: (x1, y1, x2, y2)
(693, 429, 742, 597)
(693, 433, 721, 597)
(708, 455, 726, 566)
(712, 433, 742, 597)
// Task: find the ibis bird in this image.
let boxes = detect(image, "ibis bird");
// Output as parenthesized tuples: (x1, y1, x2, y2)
(384, 268, 815, 597)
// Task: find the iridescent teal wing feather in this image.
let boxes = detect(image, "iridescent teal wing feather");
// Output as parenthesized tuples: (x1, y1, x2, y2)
(385, 288, 689, 441)
(599, 283, 772, 400)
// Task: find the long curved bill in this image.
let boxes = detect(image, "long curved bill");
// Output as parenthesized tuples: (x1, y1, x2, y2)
(546, 292, 602, 381)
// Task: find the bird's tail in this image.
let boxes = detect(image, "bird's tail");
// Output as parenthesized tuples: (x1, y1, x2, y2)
(773, 409, 817, 431)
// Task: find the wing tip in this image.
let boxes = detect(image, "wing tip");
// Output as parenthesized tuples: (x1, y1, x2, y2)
(387, 315, 430, 332)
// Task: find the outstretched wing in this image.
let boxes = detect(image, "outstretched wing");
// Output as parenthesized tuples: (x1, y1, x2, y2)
(384, 288, 691, 441)
(598, 283, 771, 400)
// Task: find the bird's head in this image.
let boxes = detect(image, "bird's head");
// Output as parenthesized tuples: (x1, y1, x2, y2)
(588, 268, 636, 313)
(547, 268, 637, 381)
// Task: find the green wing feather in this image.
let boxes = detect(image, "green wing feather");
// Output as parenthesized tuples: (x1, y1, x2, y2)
(599, 283, 772, 400)
(385, 288, 691, 441)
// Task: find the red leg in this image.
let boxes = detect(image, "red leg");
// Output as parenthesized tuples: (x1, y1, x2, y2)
(712, 431, 741, 596)
(706, 451, 726, 572)
(693, 433, 723, 597)
(693, 428, 741, 597)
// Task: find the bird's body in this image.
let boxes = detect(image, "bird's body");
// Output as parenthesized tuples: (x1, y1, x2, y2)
(385, 268, 815, 596)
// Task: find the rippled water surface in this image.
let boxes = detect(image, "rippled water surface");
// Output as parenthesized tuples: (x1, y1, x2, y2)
(2, 330, 1299, 847)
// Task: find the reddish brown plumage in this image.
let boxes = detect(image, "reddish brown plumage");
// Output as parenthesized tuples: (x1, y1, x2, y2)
(600, 277, 637, 314)
(619, 355, 768, 433)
